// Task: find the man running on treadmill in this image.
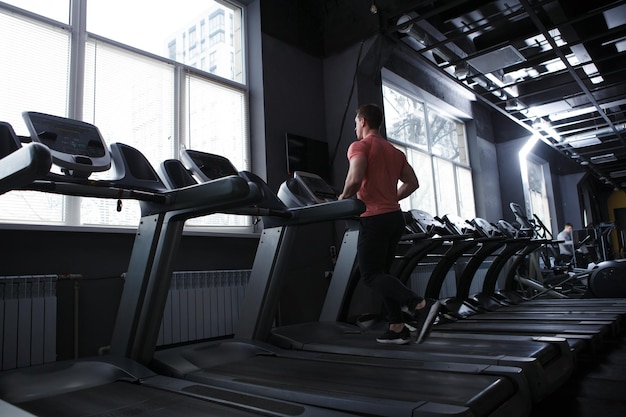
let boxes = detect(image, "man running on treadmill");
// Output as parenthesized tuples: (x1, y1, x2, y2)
(338, 103, 440, 344)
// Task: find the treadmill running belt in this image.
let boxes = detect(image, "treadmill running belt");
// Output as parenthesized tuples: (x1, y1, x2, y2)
(187, 355, 518, 417)
(15, 381, 287, 417)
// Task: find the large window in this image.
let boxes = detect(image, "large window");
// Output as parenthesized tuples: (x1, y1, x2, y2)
(0, 0, 249, 229)
(382, 77, 475, 220)
(526, 158, 554, 234)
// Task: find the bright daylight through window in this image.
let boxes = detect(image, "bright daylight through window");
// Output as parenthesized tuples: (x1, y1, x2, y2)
(0, 0, 249, 229)
(382, 80, 475, 220)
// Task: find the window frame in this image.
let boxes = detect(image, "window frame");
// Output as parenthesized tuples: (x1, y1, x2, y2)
(0, 0, 254, 234)
(382, 70, 475, 219)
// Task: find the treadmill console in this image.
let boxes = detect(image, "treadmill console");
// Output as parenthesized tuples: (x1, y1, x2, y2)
(180, 149, 239, 181)
(277, 170, 337, 208)
(22, 111, 110, 177)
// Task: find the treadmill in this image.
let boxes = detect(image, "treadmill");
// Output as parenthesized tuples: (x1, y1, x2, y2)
(397, 213, 624, 355)
(264, 195, 576, 403)
(459, 217, 626, 328)
(0, 113, 354, 417)
(149, 150, 566, 410)
(424, 214, 622, 331)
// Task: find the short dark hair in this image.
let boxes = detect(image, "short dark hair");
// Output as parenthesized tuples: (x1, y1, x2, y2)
(565, 222, 573, 228)
(356, 104, 383, 129)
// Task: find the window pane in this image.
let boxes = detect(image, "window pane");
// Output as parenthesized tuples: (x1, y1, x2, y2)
(0, 191, 64, 223)
(84, 40, 176, 169)
(433, 157, 456, 216)
(185, 74, 250, 227)
(3, 0, 69, 23)
(527, 158, 544, 192)
(527, 159, 552, 229)
(186, 75, 249, 170)
(86, 0, 244, 83)
(0, 9, 70, 135)
(428, 109, 467, 163)
(82, 40, 176, 227)
(383, 74, 474, 222)
(456, 167, 476, 220)
(382, 84, 427, 149)
(0, 8, 70, 224)
(405, 148, 436, 215)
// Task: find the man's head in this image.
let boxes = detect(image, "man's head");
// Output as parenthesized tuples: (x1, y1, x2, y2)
(355, 104, 383, 139)
(564, 222, 573, 232)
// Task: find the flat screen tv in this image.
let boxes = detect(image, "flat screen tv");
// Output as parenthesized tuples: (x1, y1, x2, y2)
(285, 132, 330, 182)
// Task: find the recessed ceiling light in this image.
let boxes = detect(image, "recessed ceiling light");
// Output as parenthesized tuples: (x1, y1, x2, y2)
(467, 45, 526, 74)
(567, 135, 601, 148)
(590, 153, 617, 164)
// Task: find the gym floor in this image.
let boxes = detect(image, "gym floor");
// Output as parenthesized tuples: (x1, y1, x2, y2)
(530, 331, 626, 417)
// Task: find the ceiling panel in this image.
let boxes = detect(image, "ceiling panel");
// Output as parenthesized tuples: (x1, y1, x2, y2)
(379, 0, 626, 189)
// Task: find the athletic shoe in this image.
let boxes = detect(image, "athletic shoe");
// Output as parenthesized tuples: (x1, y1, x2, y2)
(413, 298, 441, 344)
(376, 327, 411, 345)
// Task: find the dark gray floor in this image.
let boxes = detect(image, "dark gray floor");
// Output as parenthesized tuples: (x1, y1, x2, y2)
(530, 332, 626, 417)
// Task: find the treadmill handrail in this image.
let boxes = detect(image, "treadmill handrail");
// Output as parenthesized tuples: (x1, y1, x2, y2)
(22, 174, 257, 217)
(0, 142, 51, 195)
(264, 198, 365, 228)
(279, 198, 365, 226)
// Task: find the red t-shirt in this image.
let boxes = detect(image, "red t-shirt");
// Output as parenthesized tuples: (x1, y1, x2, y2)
(347, 133, 409, 217)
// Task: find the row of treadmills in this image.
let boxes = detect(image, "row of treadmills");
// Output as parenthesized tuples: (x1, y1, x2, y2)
(0, 112, 625, 417)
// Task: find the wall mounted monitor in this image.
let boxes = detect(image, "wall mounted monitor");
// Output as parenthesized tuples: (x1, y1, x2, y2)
(285, 132, 330, 182)
(22, 112, 111, 176)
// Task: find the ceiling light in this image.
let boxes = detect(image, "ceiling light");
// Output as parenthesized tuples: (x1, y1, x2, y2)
(566, 135, 601, 148)
(610, 170, 626, 178)
(549, 99, 626, 121)
(467, 45, 526, 75)
(590, 153, 617, 164)
(370, 1, 378, 14)
(505, 99, 523, 111)
(454, 63, 469, 79)
(604, 4, 626, 29)
(396, 14, 413, 33)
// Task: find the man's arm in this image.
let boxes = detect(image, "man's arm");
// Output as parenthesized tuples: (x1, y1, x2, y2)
(338, 156, 367, 200)
(397, 163, 419, 201)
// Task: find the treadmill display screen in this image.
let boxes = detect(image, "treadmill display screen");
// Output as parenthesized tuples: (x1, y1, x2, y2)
(299, 175, 336, 199)
(185, 150, 238, 180)
(25, 112, 106, 158)
(22, 112, 111, 175)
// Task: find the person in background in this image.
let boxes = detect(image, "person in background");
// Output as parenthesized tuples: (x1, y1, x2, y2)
(338, 103, 440, 344)
(557, 222, 575, 264)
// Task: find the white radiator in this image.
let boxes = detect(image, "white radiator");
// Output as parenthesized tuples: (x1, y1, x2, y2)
(0, 275, 56, 370)
(157, 270, 251, 346)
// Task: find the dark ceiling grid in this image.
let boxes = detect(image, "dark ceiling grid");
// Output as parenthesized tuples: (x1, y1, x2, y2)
(379, 0, 626, 190)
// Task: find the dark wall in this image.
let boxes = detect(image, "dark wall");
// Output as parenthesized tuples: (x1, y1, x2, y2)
(260, 35, 327, 191)
(495, 137, 528, 224)
(0, 227, 260, 359)
(0, 229, 259, 277)
(558, 172, 586, 229)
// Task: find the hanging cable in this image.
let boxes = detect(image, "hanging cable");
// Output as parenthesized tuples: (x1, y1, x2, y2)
(329, 41, 365, 168)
